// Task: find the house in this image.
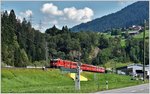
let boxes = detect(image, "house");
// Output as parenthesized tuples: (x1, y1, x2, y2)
(128, 31, 139, 35)
(116, 66, 127, 75)
(116, 64, 149, 79)
(129, 25, 143, 31)
(127, 64, 149, 77)
(121, 30, 139, 37)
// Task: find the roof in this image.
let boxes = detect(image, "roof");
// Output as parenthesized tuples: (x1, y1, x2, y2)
(116, 66, 127, 70)
(128, 31, 139, 34)
(127, 64, 149, 71)
(128, 64, 149, 67)
(116, 64, 149, 70)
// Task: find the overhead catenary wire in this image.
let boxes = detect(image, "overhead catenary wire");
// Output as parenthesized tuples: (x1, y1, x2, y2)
(3, 23, 47, 50)
(39, 20, 43, 31)
(3, 23, 49, 62)
(28, 14, 34, 27)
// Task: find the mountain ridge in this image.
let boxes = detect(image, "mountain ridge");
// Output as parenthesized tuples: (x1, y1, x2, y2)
(71, 1, 149, 32)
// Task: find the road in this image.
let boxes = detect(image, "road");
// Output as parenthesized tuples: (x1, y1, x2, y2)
(94, 83, 149, 93)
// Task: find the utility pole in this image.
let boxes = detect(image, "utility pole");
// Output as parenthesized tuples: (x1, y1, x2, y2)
(45, 42, 48, 63)
(95, 66, 100, 90)
(75, 51, 81, 90)
(29, 14, 33, 27)
(1, 2, 4, 14)
(97, 72, 100, 90)
(113, 58, 117, 74)
(39, 20, 42, 31)
(75, 62, 81, 90)
(143, 20, 146, 82)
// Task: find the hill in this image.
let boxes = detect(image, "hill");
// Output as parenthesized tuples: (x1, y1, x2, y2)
(2, 8, 149, 68)
(1, 68, 145, 93)
(71, 1, 149, 32)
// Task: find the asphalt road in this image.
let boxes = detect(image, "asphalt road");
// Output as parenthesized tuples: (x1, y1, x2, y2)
(94, 83, 149, 93)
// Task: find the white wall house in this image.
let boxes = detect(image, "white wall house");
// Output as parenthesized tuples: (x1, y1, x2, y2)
(116, 64, 149, 78)
(127, 64, 149, 77)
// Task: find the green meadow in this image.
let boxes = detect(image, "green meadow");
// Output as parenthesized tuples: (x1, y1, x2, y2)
(1, 68, 147, 93)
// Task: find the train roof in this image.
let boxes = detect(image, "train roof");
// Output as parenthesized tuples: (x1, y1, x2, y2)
(50, 58, 60, 61)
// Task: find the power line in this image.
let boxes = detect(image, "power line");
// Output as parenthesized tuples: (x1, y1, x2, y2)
(39, 20, 43, 31)
(4, 23, 50, 62)
(1, 2, 4, 14)
(4, 24, 45, 49)
(28, 14, 34, 26)
(45, 42, 49, 63)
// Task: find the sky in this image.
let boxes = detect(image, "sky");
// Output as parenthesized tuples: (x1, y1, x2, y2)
(2, 1, 136, 33)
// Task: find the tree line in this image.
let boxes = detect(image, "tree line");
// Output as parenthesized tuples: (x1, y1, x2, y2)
(1, 10, 149, 67)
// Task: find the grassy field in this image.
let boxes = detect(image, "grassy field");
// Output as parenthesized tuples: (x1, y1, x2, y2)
(1, 68, 147, 93)
(101, 30, 149, 47)
(120, 39, 126, 47)
(104, 60, 132, 68)
(133, 30, 149, 39)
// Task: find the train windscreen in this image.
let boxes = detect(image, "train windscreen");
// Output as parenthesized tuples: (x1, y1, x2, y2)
(50, 59, 59, 67)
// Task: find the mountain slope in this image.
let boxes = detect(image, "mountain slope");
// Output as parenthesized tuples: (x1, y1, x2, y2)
(71, 1, 149, 32)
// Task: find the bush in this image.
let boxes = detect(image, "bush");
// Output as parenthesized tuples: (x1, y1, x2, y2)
(1, 62, 7, 67)
(33, 60, 49, 67)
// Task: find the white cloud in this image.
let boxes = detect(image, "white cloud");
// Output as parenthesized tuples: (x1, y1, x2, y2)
(51, 20, 58, 25)
(32, 24, 39, 30)
(16, 15, 23, 22)
(117, 0, 135, 6)
(7, 10, 10, 15)
(16, 10, 33, 22)
(64, 7, 94, 23)
(20, 9, 33, 17)
(41, 3, 63, 16)
(41, 3, 94, 24)
(40, 3, 94, 31)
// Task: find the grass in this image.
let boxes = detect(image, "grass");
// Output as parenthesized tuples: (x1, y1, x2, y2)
(101, 30, 149, 47)
(1, 68, 147, 93)
(120, 39, 126, 47)
(102, 33, 119, 39)
(133, 30, 149, 39)
(104, 60, 132, 69)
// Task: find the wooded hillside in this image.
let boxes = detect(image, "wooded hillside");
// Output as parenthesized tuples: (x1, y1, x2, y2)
(1, 10, 149, 67)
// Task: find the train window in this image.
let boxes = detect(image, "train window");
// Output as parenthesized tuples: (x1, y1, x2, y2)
(73, 63, 76, 65)
(53, 61, 57, 63)
(51, 59, 59, 63)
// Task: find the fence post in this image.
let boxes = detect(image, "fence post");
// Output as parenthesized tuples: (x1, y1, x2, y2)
(106, 81, 108, 90)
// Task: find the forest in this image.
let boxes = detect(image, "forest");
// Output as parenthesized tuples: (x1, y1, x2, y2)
(1, 10, 149, 67)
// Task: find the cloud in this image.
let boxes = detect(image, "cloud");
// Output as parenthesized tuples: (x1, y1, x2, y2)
(64, 7, 94, 23)
(40, 3, 94, 32)
(41, 3, 63, 16)
(118, 0, 125, 5)
(117, 0, 134, 6)
(20, 10, 33, 17)
(32, 24, 39, 30)
(16, 10, 33, 22)
(16, 15, 23, 22)
(51, 20, 58, 25)
(41, 3, 94, 23)
(7, 10, 10, 15)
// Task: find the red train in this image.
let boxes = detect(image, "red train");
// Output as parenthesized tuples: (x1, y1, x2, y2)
(50, 59, 105, 73)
